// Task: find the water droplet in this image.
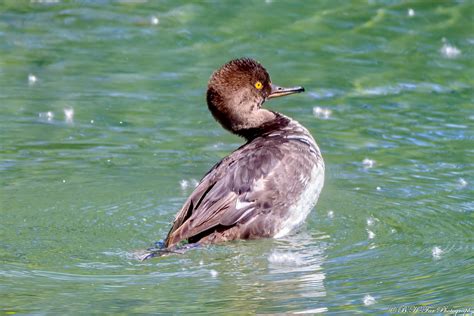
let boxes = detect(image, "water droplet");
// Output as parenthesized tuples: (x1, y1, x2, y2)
(28, 73, 37, 85)
(367, 230, 375, 239)
(407, 8, 415, 17)
(458, 178, 467, 188)
(180, 179, 189, 190)
(363, 294, 376, 306)
(150, 16, 159, 25)
(39, 111, 55, 121)
(64, 107, 74, 123)
(363, 158, 375, 168)
(432, 246, 443, 260)
(440, 39, 461, 59)
(367, 217, 374, 226)
(312, 106, 332, 119)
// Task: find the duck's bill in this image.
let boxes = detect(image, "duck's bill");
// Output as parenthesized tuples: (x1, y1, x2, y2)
(268, 84, 305, 99)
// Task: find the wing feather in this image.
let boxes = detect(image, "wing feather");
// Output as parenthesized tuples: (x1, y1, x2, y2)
(165, 139, 284, 247)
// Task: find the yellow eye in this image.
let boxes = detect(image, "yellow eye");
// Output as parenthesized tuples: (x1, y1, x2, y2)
(254, 81, 263, 90)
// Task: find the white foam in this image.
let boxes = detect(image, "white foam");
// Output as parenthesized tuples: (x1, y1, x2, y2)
(180, 179, 198, 190)
(268, 251, 303, 266)
(363, 294, 376, 306)
(312, 106, 332, 119)
(367, 229, 375, 239)
(362, 158, 375, 168)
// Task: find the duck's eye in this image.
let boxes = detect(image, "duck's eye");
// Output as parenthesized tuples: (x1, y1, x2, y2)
(254, 81, 263, 90)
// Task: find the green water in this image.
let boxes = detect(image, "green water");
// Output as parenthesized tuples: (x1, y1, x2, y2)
(1, 0, 473, 314)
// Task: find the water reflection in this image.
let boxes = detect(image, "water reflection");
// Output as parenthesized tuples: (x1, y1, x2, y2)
(266, 231, 328, 313)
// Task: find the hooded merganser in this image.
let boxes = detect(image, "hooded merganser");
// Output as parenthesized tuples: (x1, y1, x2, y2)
(148, 58, 324, 256)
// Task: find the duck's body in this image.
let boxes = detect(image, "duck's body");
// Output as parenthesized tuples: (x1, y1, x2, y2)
(162, 58, 324, 250)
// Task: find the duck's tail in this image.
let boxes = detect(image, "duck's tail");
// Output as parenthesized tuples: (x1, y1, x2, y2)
(137, 241, 200, 261)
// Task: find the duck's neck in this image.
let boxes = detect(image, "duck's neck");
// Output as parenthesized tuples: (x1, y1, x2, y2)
(234, 111, 290, 140)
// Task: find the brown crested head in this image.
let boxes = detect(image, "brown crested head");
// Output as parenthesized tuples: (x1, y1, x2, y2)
(206, 58, 304, 138)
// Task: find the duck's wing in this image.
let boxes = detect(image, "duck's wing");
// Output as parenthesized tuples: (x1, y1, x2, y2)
(164, 140, 284, 248)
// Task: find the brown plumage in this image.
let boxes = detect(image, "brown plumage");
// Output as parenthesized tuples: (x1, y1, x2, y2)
(162, 58, 324, 250)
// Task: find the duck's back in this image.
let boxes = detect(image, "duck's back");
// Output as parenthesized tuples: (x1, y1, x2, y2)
(165, 115, 324, 248)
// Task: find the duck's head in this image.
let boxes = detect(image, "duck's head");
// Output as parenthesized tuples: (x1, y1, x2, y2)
(206, 58, 304, 137)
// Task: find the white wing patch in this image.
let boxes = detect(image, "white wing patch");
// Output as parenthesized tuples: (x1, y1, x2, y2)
(235, 199, 252, 210)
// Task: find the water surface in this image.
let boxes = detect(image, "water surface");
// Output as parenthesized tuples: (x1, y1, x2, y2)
(1, 0, 473, 314)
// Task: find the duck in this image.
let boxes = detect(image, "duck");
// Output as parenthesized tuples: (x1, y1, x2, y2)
(143, 58, 324, 259)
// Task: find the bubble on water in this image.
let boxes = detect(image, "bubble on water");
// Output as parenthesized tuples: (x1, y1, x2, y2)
(363, 294, 376, 306)
(327, 210, 334, 219)
(376, 186, 382, 191)
(64, 107, 74, 123)
(440, 39, 461, 59)
(312, 106, 332, 119)
(407, 8, 415, 17)
(432, 246, 443, 260)
(119, 121, 123, 125)
(150, 16, 159, 25)
(62, 179, 66, 183)
(90, 119, 94, 124)
(28, 73, 37, 85)
(362, 158, 375, 168)
(457, 178, 467, 188)
(209, 269, 218, 278)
